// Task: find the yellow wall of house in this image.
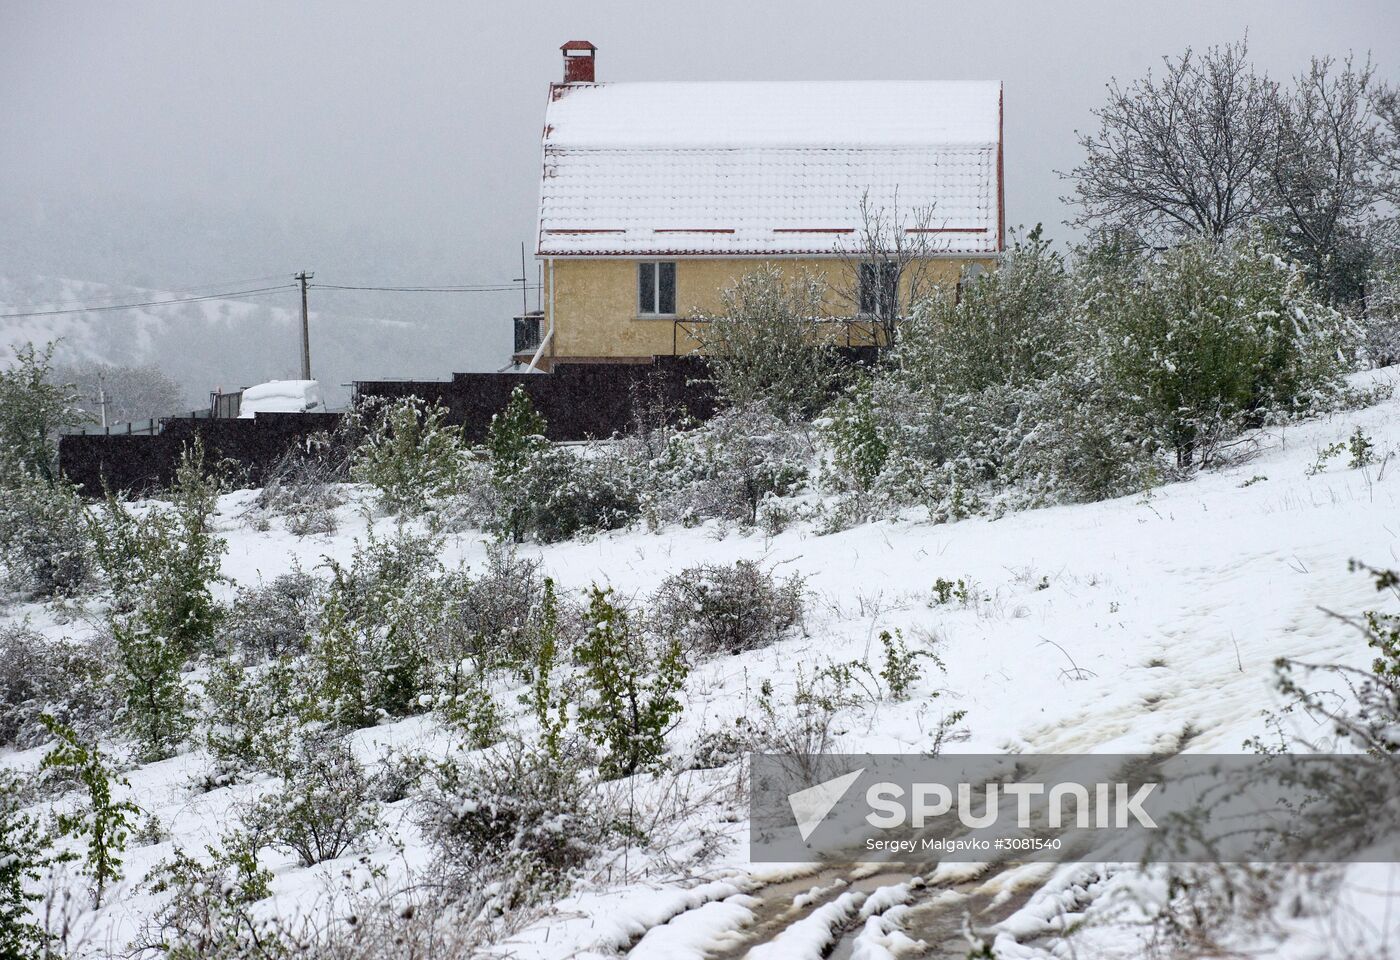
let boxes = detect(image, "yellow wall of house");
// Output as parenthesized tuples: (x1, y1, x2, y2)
(537, 257, 993, 363)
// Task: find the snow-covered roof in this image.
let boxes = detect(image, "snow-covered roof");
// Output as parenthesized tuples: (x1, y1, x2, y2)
(238, 380, 323, 418)
(537, 81, 1003, 257)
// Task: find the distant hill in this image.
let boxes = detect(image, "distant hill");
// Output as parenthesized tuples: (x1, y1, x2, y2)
(0, 275, 514, 410)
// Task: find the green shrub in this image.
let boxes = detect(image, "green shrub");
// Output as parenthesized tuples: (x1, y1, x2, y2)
(349, 395, 465, 514)
(0, 342, 87, 484)
(824, 375, 888, 493)
(484, 389, 640, 542)
(138, 831, 273, 960)
(88, 443, 225, 759)
(877, 629, 936, 701)
(650, 404, 809, 528)
(311, 529, 444, 728)
(111, 615, 192, 762)
(524, 578, 570, 761)
(826, 226, 1357, 521)
(40, 716, 140, 906)
(0, 769, 68, 959)
(219, 566, 322, 662)
(0, 465, 90, 599)
(201, 655, 315, 782)
(576, 587, 687, 779)
(1083, 231, 1353, 468)
(485, 385, 546, 479)
(898, 227, 1071, 396)
(93, 440, 227, 658)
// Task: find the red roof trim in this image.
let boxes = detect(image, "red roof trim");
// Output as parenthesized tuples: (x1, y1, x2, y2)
(544, 228, 624, 235)
(772, 227, 854, 234)
(653, 228, 736, 234)
(906, 227, 988, 234)
(535, 248, 996, 258)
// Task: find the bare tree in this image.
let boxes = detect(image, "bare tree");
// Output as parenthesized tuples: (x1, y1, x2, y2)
(52, 360, 189, 425)
(835, 189, 942, 348)
(1062, 39, 1281, 244)
(1270, 56, 1383, 302)
(1373, 84, 1400, 206)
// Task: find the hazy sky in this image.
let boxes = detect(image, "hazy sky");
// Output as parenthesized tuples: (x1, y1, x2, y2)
(2, 0, 1398, 376)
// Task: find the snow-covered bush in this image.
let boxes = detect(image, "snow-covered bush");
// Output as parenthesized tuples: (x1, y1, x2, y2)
(110, 613, 192, 763)
(826, 227, 1356, 521)
(416, 738, 607, 907)
(242, 734, 380, 867)
(824, 232, 1146, 516)
(576, 586, 687, 779)
(897, 227, 1072, 397)
(508, 443, 641, 543)
(0, 342, 87, 483)
(311, 528, 445, 728)
(0, 625, 114, 750)
(218, 566, 322, 662)
(0, 346, 92, 599)
(648, 403, 810, 528)
(137, 831, 272, 960)
(349, 394, 466, 515)
(1082, 230, 1355, 469)
(0, 768, 64, 959)
(92, 440, 227, 659)
(650, 560, 805, 659)
(483, 388, 640, 542)
(432, 543, 577, 673)
(90, 444, 226, 760)
(202, 654, 316, 783)
(1363, 250, 1400, 368)
(248, 436, 346, 535)
(692, 264, 842, 420)
(0, 466, 90, 600)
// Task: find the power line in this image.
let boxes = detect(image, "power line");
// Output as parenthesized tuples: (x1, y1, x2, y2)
(0, 284, 297, 320)
(313, 283, 540, 293)
(3, 273, 293, 311)
(0, 275, 542, 320)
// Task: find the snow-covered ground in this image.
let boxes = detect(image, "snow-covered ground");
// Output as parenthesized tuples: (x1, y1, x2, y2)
(5, 367, 1399, 958)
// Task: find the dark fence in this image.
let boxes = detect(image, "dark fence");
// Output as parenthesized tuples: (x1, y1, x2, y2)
(58, 357, 718, 494)
(57, 351, 877, 495)
(59, 412, 343, 496)
(355, 356, 717, 443)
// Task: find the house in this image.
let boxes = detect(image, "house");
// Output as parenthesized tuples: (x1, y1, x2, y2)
(515, 41, 1004, 371)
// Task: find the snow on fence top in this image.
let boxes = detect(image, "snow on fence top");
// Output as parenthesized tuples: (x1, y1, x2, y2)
(538, 80, 1002, 257)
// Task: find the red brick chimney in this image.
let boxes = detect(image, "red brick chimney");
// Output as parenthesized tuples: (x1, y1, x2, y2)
(561, 40, 596, 83)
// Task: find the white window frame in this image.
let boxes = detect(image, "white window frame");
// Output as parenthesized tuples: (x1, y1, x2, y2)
(637, 261, 677, 317)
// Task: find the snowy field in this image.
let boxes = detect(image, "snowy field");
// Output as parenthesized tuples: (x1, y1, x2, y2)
(4, 367, 1399, 958)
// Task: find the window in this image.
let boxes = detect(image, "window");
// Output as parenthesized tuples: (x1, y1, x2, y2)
(638, 261, 677, 315)
(858, 262, 900, 316)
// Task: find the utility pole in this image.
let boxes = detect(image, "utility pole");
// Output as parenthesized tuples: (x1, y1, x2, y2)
(95, 374, 110, 429)
(295, 270, 314, 380)
(516, 242, 529, 319)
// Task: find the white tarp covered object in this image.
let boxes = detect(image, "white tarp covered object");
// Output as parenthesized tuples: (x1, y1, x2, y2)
(237, 379, 322, 417)
(537, 80, 1003, 257)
